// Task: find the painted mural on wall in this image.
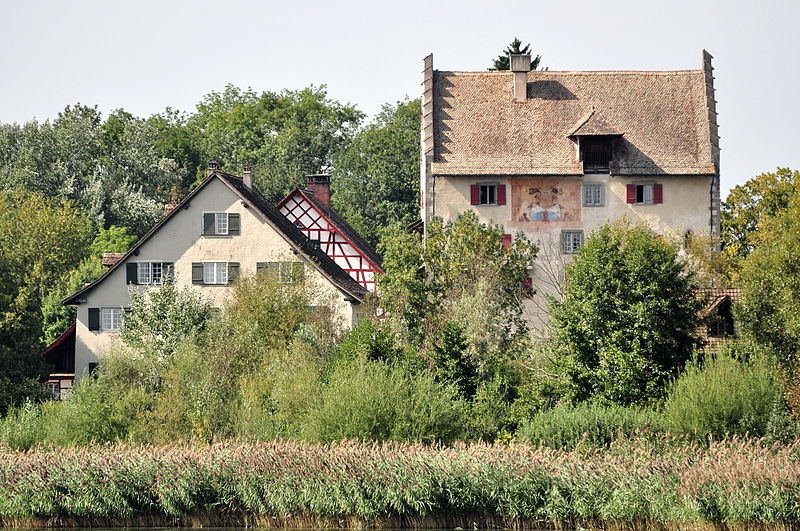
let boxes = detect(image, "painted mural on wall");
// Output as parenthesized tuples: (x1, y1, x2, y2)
(510, 179, 582, 225)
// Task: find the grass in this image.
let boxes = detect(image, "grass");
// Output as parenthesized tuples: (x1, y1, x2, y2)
(1, 438, 800, 528)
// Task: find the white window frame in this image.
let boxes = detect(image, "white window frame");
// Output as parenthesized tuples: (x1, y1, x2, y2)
(215, 213, 229, 235)
(137, 262, 164, 285)
(479, 184, 498, 206)
(583, 184, 604, 207)
(561, 231, 584, 254)
(203, 262, 228, 285)
(635, 183, 655, 205)
(100, 307, 123, 331)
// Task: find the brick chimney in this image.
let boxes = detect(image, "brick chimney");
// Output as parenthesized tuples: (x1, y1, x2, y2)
(510, 54, 531, 102)
(307, 174, 331, 206)
(102, 253, 124, 268)
(243, 162, 253, 188)
(163, 203, 177, 217)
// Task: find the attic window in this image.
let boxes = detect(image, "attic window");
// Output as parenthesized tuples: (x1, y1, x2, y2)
(581, 137, 612, 173)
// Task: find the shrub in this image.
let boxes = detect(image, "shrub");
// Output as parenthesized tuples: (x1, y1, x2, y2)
(662, 344, 779, 439)
(0, 400, 45, 450)
(517, 401, 665, 448)
(303, 358, 468, 443)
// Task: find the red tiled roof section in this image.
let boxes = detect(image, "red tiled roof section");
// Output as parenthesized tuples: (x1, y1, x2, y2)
(432, 70, 717, 176)
(102, 253, 124, 267)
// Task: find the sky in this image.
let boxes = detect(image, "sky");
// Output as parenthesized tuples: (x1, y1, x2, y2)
(2, 0, 798, 197)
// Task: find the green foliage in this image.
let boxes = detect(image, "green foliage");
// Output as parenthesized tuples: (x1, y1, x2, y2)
(303, 358, 468, 444)
(0, 401, 45, 450)
(662, 344, 781, 439)
(517, 401, 665, 448)
(721, 167, 799, 263)
(328, 317, 410, 371)
(550, 220, 702, 406)
(331, 99, 420, 244)
(489, 37, 543, 71)
(189, 85, 364, 201)
(87, 225, 137, 257)
(433, 322, 477, 398)
(120, 279, 213, 364)
(4, 439, 800, 525)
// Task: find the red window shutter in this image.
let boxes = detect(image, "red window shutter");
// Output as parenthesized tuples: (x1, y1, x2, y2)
(497, 184, 507, 205)
(653, 183, 663, 204)
(502, 234, 512, 249)
(470, 185, 480, 205)
(626, 184, 636, 204)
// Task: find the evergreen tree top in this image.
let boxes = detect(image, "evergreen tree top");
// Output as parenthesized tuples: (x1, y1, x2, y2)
(489, 37, 543, 71)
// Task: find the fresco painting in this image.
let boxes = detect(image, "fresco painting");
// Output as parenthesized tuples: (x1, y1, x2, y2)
(510, 178, 582, 225)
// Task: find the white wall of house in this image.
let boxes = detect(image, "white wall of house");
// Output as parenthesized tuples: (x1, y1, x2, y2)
(74, 177, 359, 381)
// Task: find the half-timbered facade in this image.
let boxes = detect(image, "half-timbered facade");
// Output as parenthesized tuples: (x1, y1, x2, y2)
(278, 175, 383, 291)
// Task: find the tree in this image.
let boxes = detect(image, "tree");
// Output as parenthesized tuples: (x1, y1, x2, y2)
(0, 191, 93, 413)
(721, 168, 799, 263)
(489, 38, 542, 71)
(736, 192, 800, 412)
(549, 220, 702, 406)
(188, 85, 364, 202)
(331, 99, 420, 245)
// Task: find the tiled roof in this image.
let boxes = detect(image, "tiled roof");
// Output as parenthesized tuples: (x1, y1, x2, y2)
(63, 171, 366, 306)
(431, 69, 718, 176)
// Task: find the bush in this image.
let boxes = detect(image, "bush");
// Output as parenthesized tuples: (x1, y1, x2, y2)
(0, 400, 45, 450)
(517, 401, 665, 448)
(303, 358, 469, 443)
(662, 344, 779, 439)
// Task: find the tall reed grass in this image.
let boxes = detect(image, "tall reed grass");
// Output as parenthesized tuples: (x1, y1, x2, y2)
(1, 438, 799, 527)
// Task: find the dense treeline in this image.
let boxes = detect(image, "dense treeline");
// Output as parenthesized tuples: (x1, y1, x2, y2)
(0, 87, 420, 412)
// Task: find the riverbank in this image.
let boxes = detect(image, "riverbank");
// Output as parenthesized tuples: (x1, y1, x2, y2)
(1, 439, 799, 529)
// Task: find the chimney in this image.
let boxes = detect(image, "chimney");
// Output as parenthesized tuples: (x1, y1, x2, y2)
(163, 203, 177, 217)
(242, 162, 253, 188)
(306, 174, 331, 206)
(207, 160, 221, 176)
(510, 54, 531, 102)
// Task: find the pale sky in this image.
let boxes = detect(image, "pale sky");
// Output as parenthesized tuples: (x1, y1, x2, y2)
(2, 0, 798, 197)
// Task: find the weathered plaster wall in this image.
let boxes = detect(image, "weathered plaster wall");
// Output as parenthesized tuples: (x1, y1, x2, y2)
(74, 178, 357, 381)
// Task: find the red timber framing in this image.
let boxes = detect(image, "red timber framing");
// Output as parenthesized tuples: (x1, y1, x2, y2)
(278, 190, 382, 291)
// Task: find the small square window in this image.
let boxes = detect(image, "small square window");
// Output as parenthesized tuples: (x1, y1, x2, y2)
(215, 213, 229, 235)
(479, 185, 497, 205)
(636, 184, 654, 205)
(583, 184, 603, 206)
(562, 231, 583, 254)
(203, 262, 228, 284)
(137, 262, 164, 285)
(100, 307, 122, 331)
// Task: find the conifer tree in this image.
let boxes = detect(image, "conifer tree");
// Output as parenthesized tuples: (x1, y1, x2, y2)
(489, 38, 542, 71)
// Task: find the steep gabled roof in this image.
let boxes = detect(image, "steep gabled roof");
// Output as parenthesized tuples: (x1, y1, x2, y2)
(431, 68, 718, 176)
(63, 171, 366, 305)
(290, 189, 383, 269)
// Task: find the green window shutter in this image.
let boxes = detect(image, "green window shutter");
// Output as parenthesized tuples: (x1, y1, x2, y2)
(88, 308, 100, 331)
(292, 262, 305, 282)
(256, 262, 267, 274)
(202, 213, 215, 235)
(191, 263, 204, 284)
(126, 263, 138, 285)
(228, 262, 240, 283)
(163, 263, 175, 281)
(228, 213, 240, 235)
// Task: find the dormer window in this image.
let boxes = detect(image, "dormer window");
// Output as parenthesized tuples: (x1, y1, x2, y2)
(581, 137, 612, 173)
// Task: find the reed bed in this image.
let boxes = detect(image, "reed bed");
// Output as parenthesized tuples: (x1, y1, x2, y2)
(1, 438, 799, 528)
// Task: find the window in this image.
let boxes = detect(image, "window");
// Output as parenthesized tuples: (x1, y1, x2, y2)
(561, 231, 583, 254)
(137, 262, 164, 285)
(470, 184, 506, 206)
(46, 382, 60, 400)
(480, 185, 497, 205)
(581, 137, 612, 172)
(257, 261, 304, 283)
(202, 212, 240, 236)
(583, 184, 603, 206)
(627, 183, 662, 205)
(100, 307, 122, 331)
(215, 213, 228, 235)
(203, 262, 228, 284)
